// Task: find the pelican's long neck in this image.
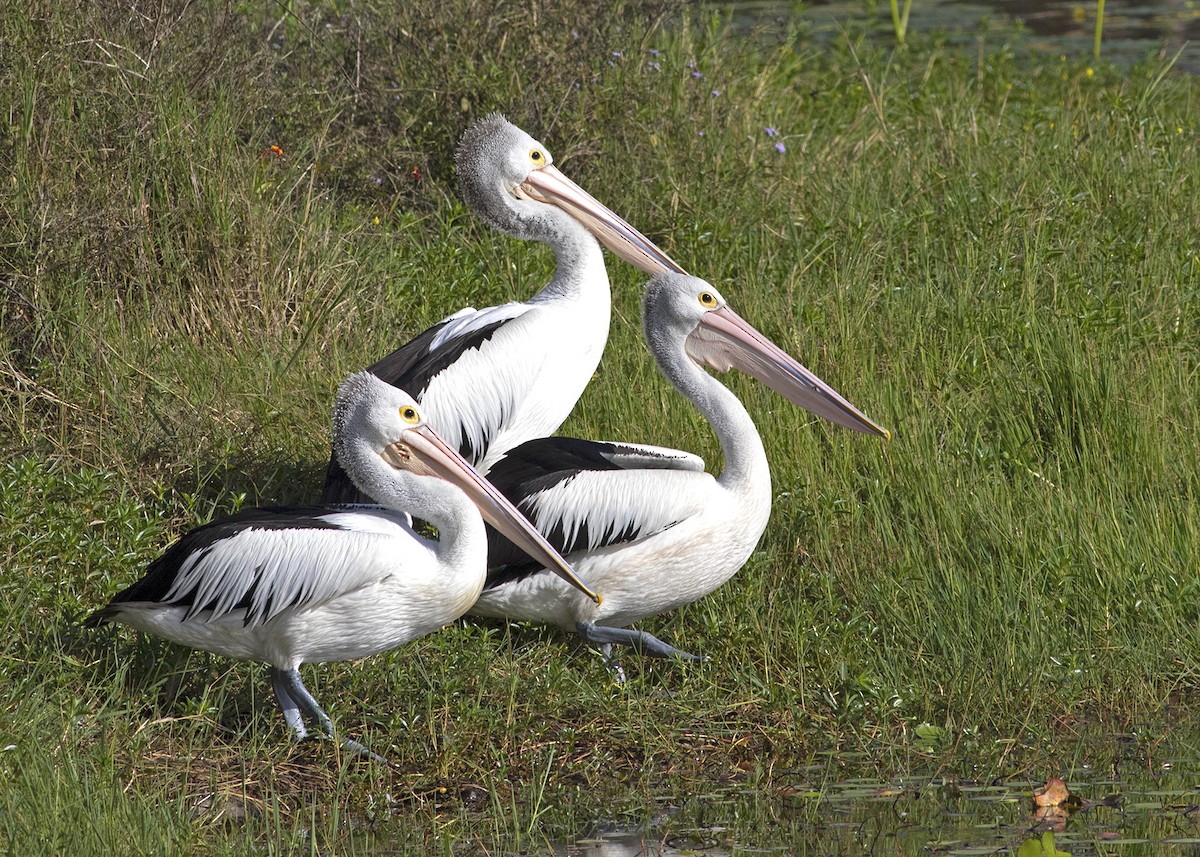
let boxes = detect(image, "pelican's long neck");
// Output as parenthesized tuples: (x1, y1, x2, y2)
(524, 207, 610, 306)
(653, 336, 770, 497)
(341, 442, 487, 572)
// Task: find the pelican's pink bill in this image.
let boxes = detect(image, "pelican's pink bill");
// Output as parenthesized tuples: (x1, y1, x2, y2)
(520, 165, 685, 277)
(387, 426, 602, 603)
(689, 306, 890, 439)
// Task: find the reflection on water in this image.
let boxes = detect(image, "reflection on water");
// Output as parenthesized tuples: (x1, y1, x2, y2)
(551, 759, 1200, 855)
(734, 0, 1199, 69)
(555, 827, 732, 856)
(960, 0, 1199, 41)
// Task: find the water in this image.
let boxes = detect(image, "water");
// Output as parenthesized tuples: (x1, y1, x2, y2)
(551, 766, 1200, 855)
(528, 728, 1200, 856)
(733, 0, 1200, 70)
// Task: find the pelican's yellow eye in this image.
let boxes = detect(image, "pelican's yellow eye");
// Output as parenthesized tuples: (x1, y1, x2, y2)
(400, 406, 420, 424)
(699, 291, 718, 308)
(529, 148, 546, 166)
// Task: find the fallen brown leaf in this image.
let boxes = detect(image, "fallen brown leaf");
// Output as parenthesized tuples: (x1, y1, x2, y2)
(1033, 776, 1072, 807)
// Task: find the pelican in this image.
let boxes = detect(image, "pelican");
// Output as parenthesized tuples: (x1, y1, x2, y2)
(322, 114, 684, 502)
(87, 372, 599, 758)
(472, 272, 889, 670)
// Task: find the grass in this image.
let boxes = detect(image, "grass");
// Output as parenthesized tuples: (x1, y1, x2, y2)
(2, 0, 1200, 852)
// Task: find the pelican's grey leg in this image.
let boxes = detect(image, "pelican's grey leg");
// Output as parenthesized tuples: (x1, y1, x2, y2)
(600, 643, 627, 685)
(274, 668, 385, 763)
(270, 667, 309, 741)
(576, 622, 704, 662)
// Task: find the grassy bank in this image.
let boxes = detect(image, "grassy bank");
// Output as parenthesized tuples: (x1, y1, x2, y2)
(2, 0, 1199, 851)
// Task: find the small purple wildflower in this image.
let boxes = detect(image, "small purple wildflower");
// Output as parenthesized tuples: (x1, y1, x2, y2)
(774, 141, 787, 153)
(765, 127, 779, 137)
(648, 48, 661, 56)
(648, 61, 660, 71)
(698, 131, 705, 136)
(691, 70, 702, 79)
(611, 51, 622, 58)
(711, 89, 720, 96)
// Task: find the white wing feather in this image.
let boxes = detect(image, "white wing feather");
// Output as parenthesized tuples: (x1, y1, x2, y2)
(421, 303, 605, 473)
(163, 510, 418, 627)
(527, 468, 716, 555)
(429, 302, 530, 351)
(592, 441, 706, 472)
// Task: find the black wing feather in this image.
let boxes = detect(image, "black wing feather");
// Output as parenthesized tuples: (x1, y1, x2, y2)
(85, 506, 344, 627)
(483, 437, 675, 589)
(320, 315, 511, 503)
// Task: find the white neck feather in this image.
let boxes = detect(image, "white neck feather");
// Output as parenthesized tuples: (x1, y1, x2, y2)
(651, 331, 770, 499)
(521, 205, 609, 303)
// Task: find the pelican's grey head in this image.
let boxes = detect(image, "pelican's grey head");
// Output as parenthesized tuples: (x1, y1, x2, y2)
(331, 369, 603, 603)
(642, 273, 891, 438)
(332, 372, 426, 476)
(642, 272, 725, 351)
(455, 114, 684, 274)
(455, 114, 552, 237)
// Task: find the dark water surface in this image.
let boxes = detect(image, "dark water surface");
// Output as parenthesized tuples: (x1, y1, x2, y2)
(530, 725, 1200, 856)
(550, 763, 1200, 855)
(734, 0, 1199, 70)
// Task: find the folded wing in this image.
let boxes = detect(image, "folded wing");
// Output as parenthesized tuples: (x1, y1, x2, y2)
(484, 437, 713, 587)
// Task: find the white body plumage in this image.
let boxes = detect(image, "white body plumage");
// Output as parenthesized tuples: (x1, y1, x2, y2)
(473, 463, 771, 630)
(413, 265, 610, 475)
(106, 507, 487, 671)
